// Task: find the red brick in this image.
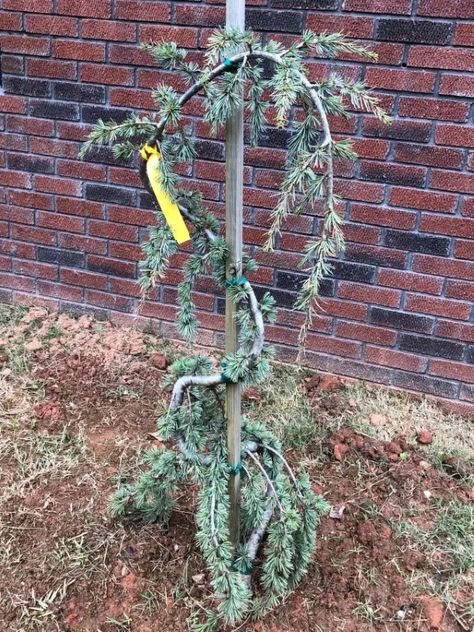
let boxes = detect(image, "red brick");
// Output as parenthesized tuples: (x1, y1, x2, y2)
(86, 290, 133, 312)
(11, 225, 55, 246)
(453, 23, 474, 46)
(0, 273, 35, 292)
(57, 122, 91, 142)
(27, 58, 77, 80)
(405, 293, 471, 320)
(417, 0, 474, 19)
(336, 321, 397, 345)
(9, 190, 53, 211)
(54, 40, 105, 62)
(0, 96, 27, 114)
(420, 214, 474, 239)
(30, 138, 78, 159)
(408, 46, 474, 72)
(454, 240, 474, 261)
(351, 138, 390, 160)
(82, 19, 136, 42)
(109, 278, 142, 298)
(114, 0, 170, 22)
(342, 222, 380, 245)
(13, 259, 57, 281)
(35, 175, 82, 197)
(108, 242, 142, 261)
(399, 97, 470, 122)
(88, 220, 138, 242)
(109, 88, 155, 110)
(59, 233, 107, 255)
(436, 321, 474, 344)
(3, 0, 52, 12)
(57, 197, 104, 219)
(57, 160, 106, 183)
(343, 0, 411, 14)
(336, 179, 385, 203)
(109, 44, 156, 67)
(80, 64, 134, 86)
(365, 67, 436, 93)
(0, 11, 22, 30)
(306, 333, 362, 359)
(462, 198, 474, 217)
(338, 281, 401, 307)
(0, 170, 32, 189)
(446, 280, 474, 301)
(37, 212, 85, 234)
(394, 143, 463, 169)
(6, 115, 54, 137)
(25, 15, 78, 37)
(365, 346, 425, 372)
(57, 0, 111, 17)
(60, 268, 108, 290)
(436, 124, 474, 149)
(38, 280, 84, 302)
(0, 205, 34, 225)
(391, 188, 457, 215)
(440, 74, 474, 98)
(175, 5, 224, 26)
(140, 25, 198, 48)
(429, 359, 474, 382)
(413, 254, 474, 280)
(378, 269, 443, 295)
(321, 298, 368, 321)
(0, 35, 50, 56)
(430, 170, 474, 195)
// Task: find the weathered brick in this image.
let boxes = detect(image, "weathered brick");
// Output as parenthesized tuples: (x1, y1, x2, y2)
(384, 229, 450, 256)
(4, 76, 51, 99)
(369, 307, 434, 333)
(360, 161, 426, 188)
(376, 19, 452, 44)
(399, 333, 464, 361)
(30, 99, 79, 121)
(85, 184, 136, 206)
(392, 371, 459, 399)
(38, 246, 85, 268)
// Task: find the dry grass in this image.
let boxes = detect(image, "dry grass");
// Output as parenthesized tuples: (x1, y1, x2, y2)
(0, 303, 473, 631)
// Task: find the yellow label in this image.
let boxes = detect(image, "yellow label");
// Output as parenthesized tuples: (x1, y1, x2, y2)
(140, 145, 191, 245)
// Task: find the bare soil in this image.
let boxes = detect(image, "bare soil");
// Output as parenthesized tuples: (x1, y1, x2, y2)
(0, 306, 472, 632)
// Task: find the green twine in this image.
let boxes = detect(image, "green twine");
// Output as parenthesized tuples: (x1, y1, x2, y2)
(225, 275, 248, 289)
(223, 58, 240, 73)
(229, 461, 243, 476)
(220, 359, 236, 384)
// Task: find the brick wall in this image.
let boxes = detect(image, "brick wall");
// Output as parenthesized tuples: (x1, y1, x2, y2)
(0, 0, 473, 411)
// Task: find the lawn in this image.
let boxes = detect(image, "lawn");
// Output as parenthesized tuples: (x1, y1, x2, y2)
(0, 304, 472, 632)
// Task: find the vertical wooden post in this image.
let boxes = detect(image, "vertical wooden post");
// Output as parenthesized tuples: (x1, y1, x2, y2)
(225, 0, 245, 549)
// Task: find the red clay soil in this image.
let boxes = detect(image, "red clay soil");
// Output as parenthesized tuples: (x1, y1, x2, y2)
(0, 311, 472, 632)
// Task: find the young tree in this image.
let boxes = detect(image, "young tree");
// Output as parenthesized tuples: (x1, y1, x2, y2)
(81, 25, 388, 629)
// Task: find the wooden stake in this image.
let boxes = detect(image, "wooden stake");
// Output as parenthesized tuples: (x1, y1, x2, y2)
(225, 0, 245, 549)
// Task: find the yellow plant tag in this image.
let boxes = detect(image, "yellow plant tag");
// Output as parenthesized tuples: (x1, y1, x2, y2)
(140, 145, 191, 245)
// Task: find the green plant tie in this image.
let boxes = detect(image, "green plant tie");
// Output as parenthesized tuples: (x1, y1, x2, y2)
(229, 462, 243, 475)
(223, 58, 240, 73)
(225, 275, 248, 289)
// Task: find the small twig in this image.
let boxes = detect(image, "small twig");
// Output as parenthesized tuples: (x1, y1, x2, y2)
(245, 450, 283, 513)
